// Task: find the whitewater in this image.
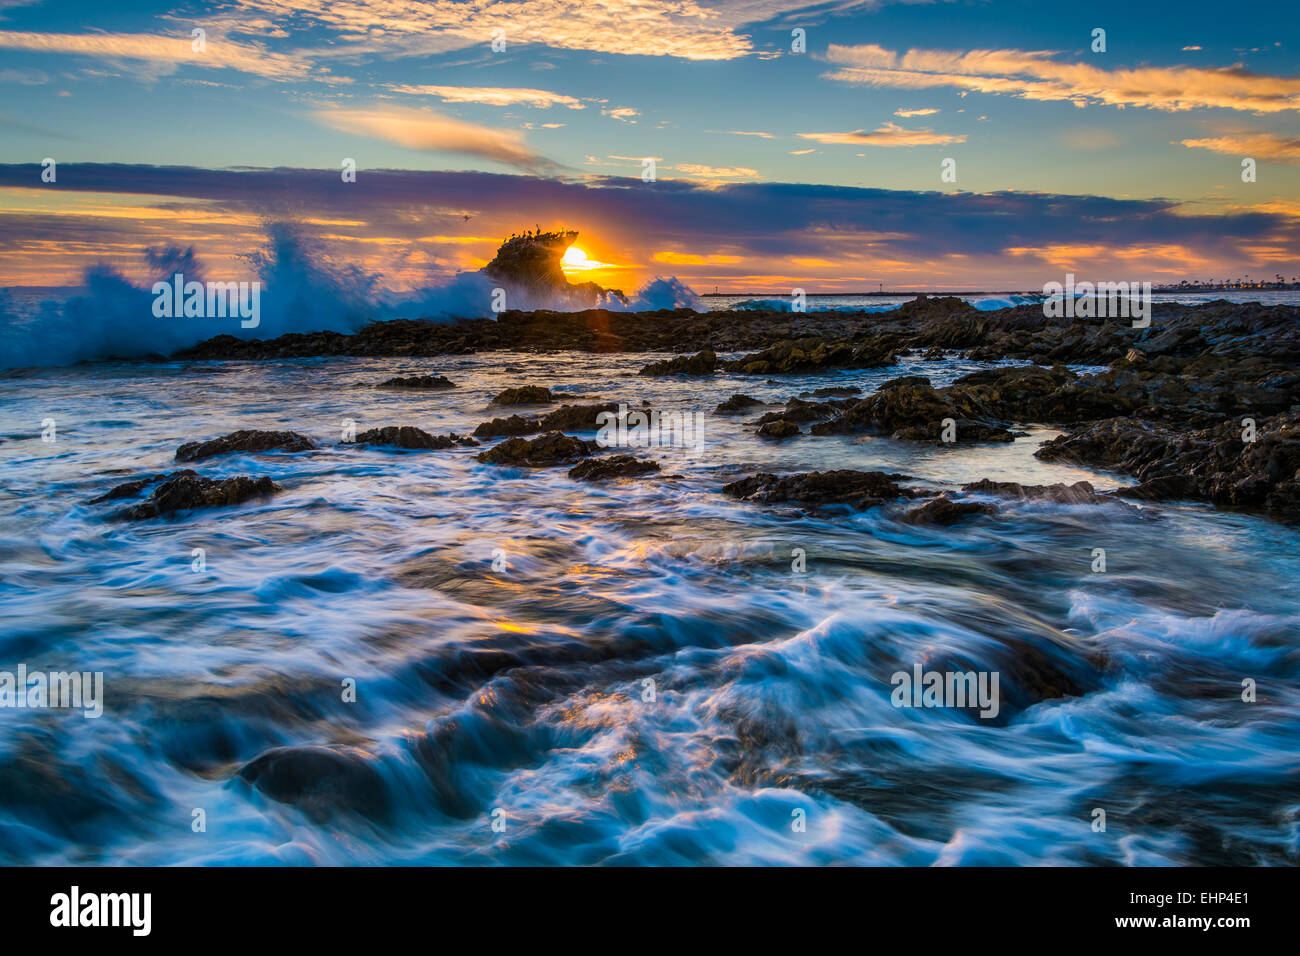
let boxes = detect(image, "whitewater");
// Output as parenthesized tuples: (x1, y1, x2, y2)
(1, 347, 1297, 865)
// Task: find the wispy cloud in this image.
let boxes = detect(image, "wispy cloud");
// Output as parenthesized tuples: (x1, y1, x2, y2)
(821, 43, 1300, 113)
(894, 107, 938, 117)
(799, 121, 965, 146)
(387, 84, 585, 109)
(311, 106, 549, 170)
(0, 28, 318, 82)
(1180, 131, 1300, 163)
(671, 162, 761, 180)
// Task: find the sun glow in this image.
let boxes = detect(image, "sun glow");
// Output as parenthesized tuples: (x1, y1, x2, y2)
(562, 245, 594, 270)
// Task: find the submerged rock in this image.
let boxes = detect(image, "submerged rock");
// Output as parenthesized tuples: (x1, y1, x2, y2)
(715, 394, 764, 414)
(176, 429, 317, 461)
(568, 455, 660, 481)
(102, 469, 282, 520)
(476, 431, 599, 467)
(239, 745, 391, 824)
(351, 426, 477, 449)
(377, 374, 456, 390)
(723, 470, 915, 509)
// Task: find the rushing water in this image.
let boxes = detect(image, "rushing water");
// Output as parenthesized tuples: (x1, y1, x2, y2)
(1, 350, 1297, 866)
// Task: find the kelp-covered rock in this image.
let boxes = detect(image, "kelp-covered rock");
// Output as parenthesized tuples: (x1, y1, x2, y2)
(176, 429, 316, 461)
(100, 470, 282, 520)
(476, 431, 599, 467)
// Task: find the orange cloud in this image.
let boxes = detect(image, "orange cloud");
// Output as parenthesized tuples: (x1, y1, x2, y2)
(822, 43, 1300, 113)
(312, 106, 546, 170)
(799, 122, 965, 146)
(388, 84, 585, 109)
(1180, 132, 1300, 164)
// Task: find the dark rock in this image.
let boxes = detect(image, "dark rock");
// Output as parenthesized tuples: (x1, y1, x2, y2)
(724, 336, 896, 375)
(538, 402, 621, 432)
(756, 397, 838, 425)
(901, 495, 998, 525)
(811, 376, 1015, 442)
(239, 746, 391, 824)
(493, 385, 552, 404)
(798, 385, 861, 397)
(91, 474, 166, 503)
(473, 413, 542, 438)
(568, 456, 660, 481)
(723, 470, 915, 509)
(756, 419, 800, 440)
(476, 431, 599, 467)
(176, 429, 317, 461)
(961, 478, 1110, 505)
(352, 426, 477, 449)
(638, 349, 717, 377)
(377, 374, 456, 389)
(107, 470, 282, 520)
(715, 394, 764, 414)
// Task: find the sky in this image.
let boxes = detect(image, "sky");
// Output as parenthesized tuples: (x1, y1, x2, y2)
(0, 0, 1298, 293)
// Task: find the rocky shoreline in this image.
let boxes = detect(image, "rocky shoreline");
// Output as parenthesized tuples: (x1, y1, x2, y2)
(154, 297, 1300, 522)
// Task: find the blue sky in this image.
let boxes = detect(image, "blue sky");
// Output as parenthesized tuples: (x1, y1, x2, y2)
(1, 0, 1297, 290)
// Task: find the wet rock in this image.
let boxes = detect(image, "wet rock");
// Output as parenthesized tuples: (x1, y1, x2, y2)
(568, 455, 660, 481)
(493, 385, 552, 404)
(176, 429, 317, 461)
(377, 374, 456, 389)
(901, 495, 998, 525)
(352, 426, 477, 449)
(756, 419, 800, 440)
(1042, 411, 1300, 519)
(91, 474, 166, 503)
(723, 470, 915, 509)
(756, 397, 839, 425)
(538, 402, 621, 432)
(724, 336, 896, 375)
(798, 385, 861, 398)
(715, 394, 764, 414)
(106, 470, 282, 520)
(811, 376, 1014, 442)
(239, 745, 391, 824)
(961, 478, 1111, 505)
(473, 413, 542, 438)
(638, 349, 718, 377)
(476, 431, 599, 467)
